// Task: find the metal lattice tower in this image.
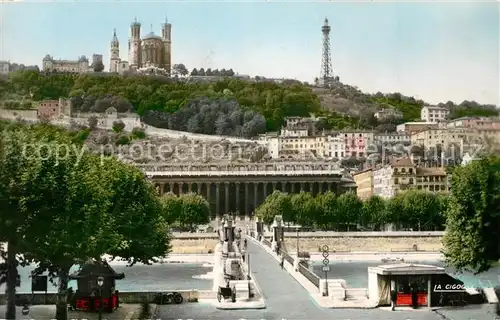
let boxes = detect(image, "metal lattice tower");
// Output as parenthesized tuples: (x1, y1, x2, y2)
(320, 17, 333, 86)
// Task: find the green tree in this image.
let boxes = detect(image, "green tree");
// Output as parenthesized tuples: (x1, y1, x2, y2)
(443, 157, 500, 273)
(336, 192, 363, 231)
(0, 129, 36, 320)
(178, 193, 210, 230)
(87, 116, 98, 129)
(160, 193, 183, 224)
(112, 120, 125, 133)
(255, 191, 291, 226)
(402, 189, 441, 231)
(315, 192, 337, 230)
(289, 192, 317, 227)
(362, 195, 387, 230)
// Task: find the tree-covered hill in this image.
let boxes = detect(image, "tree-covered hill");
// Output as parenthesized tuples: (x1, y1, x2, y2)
(315, 82, 499, 127)
(1, 71, 497, 136)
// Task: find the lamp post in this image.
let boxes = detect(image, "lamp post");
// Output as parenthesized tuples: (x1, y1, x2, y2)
(97, 276, 104, 320)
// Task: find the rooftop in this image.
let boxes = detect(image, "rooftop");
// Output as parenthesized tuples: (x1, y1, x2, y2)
(369, 263, 446, 275)
(391, 157, 414, 167)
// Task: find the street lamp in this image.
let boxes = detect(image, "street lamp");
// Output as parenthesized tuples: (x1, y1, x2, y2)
(97, 276, 104, 320)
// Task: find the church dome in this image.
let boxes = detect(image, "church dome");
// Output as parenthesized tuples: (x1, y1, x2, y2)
(143, 32, 162, 41)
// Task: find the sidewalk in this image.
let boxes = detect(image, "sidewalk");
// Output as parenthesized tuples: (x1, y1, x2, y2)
(247, 236, 378, 309)
(0, 304, 157, 320)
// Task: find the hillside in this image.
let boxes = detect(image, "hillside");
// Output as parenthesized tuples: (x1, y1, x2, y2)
(0, 71, 497, 136)
(313, 82, 498, 131)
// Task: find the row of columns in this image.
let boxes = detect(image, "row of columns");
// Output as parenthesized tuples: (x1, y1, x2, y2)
(156, 181, 340, 219)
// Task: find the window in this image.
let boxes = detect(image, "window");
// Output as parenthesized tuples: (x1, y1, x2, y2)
(394, 178, 399, 184)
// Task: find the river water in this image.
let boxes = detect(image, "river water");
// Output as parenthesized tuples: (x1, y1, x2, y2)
(311, 260, 500, 288)
(0, 263, 213, 293)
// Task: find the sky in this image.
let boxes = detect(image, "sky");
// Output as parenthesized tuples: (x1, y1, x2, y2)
(0, 1, 499, 106)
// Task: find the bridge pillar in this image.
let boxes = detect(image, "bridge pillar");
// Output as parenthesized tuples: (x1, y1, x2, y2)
(188, 183, 192, 193)
(159, 183, 164, 195)
(179, 183, 184, 195)
(263, 182, 268, 200)
(244, 182, 249, 218)
(225, 182, 229, 215)
(291, 182, 296, 193)
(253, 182, 258, 214)
(319, 182, 323, 193)
(169, 183, 174, 194)
(300, 182, 304, 192)
(327, 182, 332, 192)
(215, 183, 221, 220)
(235, 183, 240, 216)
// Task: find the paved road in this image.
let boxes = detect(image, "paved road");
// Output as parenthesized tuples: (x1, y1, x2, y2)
(157, 240, 452, 320)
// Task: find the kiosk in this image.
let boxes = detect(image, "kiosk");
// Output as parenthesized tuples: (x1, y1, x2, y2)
(69, 260, 125, 313)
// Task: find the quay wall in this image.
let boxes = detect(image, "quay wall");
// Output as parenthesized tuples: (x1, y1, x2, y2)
(0, 290, 200, 305)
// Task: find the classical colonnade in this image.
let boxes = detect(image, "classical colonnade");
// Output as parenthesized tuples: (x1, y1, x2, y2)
(154, 179, 346, 219)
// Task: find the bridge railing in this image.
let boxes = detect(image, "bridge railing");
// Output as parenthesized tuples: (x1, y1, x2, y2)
(282, 251, 294, 265)
(298, 263, 320, 288)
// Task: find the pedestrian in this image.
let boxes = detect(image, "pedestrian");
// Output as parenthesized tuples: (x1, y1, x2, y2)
(390, 288, 397, 311)
(411, 283, 418, 309)
(244, 238, 247, 248)
(280, 255, 285, 270)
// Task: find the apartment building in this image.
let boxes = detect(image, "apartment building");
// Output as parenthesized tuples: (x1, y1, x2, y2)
(372, 157, 450, 199)
(342, 131, 374, 157)
(397, 122, 439, 134)
(411, 128, 465, 150)
(374, 132, 411, 144)
(325, 134, 345, 159)
(421, 105, 450, 123)
(374, 108, 403, 120)
(352, 168, 373, 200)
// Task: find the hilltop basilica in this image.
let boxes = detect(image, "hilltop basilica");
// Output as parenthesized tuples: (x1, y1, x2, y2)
(109, 18, 172, 75)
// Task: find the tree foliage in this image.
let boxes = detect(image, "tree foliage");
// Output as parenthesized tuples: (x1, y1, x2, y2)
(0, 121, 171, 320)
(3, 71, 320, 133)
(255, 189, 448, 231)
(255, 190, 291, 225)
(443, 157, 500, 273)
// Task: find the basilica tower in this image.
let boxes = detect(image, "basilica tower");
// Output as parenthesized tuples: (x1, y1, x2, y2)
(161, 16, 172, 74)
(109, 29, 120, 73)
(129, 18, 142, 70)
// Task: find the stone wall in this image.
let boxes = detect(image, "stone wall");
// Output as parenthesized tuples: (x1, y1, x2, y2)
(0, 290, 199, 305)
(0, 109, 38, 120)
(284, 236, 443, 253)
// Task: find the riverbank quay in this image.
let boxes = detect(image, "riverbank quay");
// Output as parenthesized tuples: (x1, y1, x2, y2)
(0, 291, 199, 305)
(0, 304, 154, 320)
(169, 231, 444, 254)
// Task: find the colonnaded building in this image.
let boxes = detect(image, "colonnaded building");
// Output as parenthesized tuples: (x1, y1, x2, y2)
(143, 163, 357, 220)
(109, 18, 172, 74)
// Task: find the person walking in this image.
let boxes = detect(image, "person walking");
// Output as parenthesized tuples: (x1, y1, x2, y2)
(390, 288, 397, 311)
(279, 255, 285, 270)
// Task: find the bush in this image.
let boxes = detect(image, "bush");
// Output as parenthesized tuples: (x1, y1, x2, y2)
(88, 116, 98, 129)
(112, 120, 125, 133)
(72, 129, 90, 143)
(116, 134, 130, 145)
(131, 127, 146, 139)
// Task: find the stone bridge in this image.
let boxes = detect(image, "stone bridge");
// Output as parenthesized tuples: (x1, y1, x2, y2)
(140, 162, 356, 219)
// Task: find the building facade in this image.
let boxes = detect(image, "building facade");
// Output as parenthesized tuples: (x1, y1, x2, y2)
(109, 18, 172, 74)
(372, 157, 450, 199)
(397, 122, 438, 134)
(420, 106, 450, 123)
(374, 108, 403, 120)
(0, 61, 9, 75)
(36, 98, 72, 119)
(42, 55, 98, 73)
(352, 168, 373, 200)
(146, 163, 356, 219)
(374, 132, 411, 145)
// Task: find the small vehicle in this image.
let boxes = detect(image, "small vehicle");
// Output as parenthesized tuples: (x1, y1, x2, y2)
(217, 286, 236, 303)
(154, 292, 183, 305)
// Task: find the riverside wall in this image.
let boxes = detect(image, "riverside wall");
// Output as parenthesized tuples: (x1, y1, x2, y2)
(0, 290, 200, 305)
